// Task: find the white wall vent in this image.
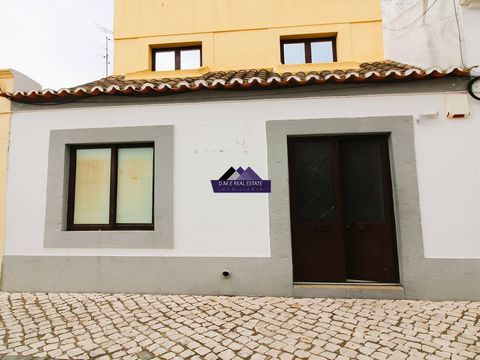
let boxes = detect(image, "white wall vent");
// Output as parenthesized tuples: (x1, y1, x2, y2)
(446, 94, 470, 119)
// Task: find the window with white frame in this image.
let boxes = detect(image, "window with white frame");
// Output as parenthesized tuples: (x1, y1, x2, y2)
(152, 46, 202, 71)
(281, 37, 336, 65)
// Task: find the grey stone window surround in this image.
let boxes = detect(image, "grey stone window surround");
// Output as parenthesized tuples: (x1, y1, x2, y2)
(44, 125, 174, 249)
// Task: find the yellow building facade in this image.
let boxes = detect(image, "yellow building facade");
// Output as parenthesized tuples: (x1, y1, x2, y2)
(0, 71, 15, 274)
(114, 0, 384, 79)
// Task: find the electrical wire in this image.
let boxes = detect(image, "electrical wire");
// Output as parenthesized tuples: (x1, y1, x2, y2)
(452, 0, 467, 68)
(468, 77, 480, 101)
(452, 0, 480, 76)
(383, 0, 440, 31)
(6, 77, 470, 107)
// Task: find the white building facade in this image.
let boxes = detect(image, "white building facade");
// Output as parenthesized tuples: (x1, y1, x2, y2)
(2, 73, 480, 300)
(383, 0, 480, 71)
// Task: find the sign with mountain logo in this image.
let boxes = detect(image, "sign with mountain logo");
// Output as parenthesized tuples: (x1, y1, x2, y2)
(211, 167, 271, 193)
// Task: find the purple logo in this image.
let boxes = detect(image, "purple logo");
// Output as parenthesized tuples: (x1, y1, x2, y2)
(211, 167, 271, 193)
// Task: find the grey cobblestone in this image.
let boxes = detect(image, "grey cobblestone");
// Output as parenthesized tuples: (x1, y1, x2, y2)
(0, 293, 478, 359)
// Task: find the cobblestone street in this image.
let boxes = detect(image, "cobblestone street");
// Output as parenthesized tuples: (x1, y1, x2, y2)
(0, 293, 478, 360)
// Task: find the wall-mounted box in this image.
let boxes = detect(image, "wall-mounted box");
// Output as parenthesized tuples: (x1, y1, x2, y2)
(446, 94, 470, 119)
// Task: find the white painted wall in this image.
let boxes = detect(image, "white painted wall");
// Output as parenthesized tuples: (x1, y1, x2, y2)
(383, 0, 480, 73)
(5, 91, 480, 259)
(462, 5, 480, 73)
(383, 0, 466, 69)
(381, 0, 419, 24)
(10, 70, 42, 92)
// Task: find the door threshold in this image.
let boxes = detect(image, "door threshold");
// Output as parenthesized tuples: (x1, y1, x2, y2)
(293, 282, 405, 299)
(295, 281, 401, 287)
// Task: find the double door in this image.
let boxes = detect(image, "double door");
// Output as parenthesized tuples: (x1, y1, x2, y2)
(288, 135, 399, 283)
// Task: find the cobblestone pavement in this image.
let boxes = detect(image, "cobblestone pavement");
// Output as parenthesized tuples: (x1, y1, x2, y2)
(0, 293, 478, 360)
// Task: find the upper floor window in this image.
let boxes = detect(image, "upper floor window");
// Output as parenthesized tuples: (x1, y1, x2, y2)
(281, 37, 336, 65)
(152, 46, 202, 71)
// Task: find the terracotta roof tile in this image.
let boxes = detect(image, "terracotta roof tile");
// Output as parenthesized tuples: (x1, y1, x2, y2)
(1, 60, 469, 103)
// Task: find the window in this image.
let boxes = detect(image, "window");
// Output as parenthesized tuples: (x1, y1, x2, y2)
(152, 46, 202, 71)
(67, 143, 154, 231)
(281, 37, 336, 65)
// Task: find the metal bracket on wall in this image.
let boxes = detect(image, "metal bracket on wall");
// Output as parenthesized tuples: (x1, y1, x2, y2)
(416, 112, 439, 124)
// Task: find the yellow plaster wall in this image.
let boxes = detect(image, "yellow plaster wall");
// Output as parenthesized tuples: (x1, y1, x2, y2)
(0, 70, 14, 278)
(213, 30, 273, 69)
(114, 0, 384, 76)
(350, 22, 385, 62)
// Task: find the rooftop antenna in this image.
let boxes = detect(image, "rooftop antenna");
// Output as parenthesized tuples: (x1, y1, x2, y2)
(95, 23, 113, 77)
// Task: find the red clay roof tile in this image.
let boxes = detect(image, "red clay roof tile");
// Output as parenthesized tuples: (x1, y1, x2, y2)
(1, 61, 469, 103)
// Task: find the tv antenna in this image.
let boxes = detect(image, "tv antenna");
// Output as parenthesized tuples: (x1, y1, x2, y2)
(95, 23, 113, 77)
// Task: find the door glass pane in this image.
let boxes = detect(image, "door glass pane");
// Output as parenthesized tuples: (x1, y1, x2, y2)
(74, 148, 111, 225)
(311, 41, 334, 63)
(293, 141, 335, 221)
(341, 140, 385, 223)
(180, 49, 201, 69)
(283, 43, 306, 64)
(154, 50, 175, 71)
(116, 147, 154, 224)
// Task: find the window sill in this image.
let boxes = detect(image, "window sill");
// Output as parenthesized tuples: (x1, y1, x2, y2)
(274, 61, 360, 74)
(45, 230, 171, 249)
(125, 67, 210, 80)
(66, 229, 155, 232)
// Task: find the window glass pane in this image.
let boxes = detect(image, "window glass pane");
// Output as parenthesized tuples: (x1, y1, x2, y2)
(180, 49, 201, 70)
(294, 141, 336, 222)
(74, 148, 111, 225)
(116, 147, 154, 224)
(154, 51, 175, 71)
(283, 43, 306, 64)
(341, 140, 385, 223)
(311, 41, 334, 63)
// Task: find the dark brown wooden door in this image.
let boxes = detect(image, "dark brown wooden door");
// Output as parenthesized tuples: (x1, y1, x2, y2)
(288, 139, 345, 282)
(288, 135, 399, 283)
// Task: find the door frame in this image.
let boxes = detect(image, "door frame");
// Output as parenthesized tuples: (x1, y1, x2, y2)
(266, 116, 426, 297)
